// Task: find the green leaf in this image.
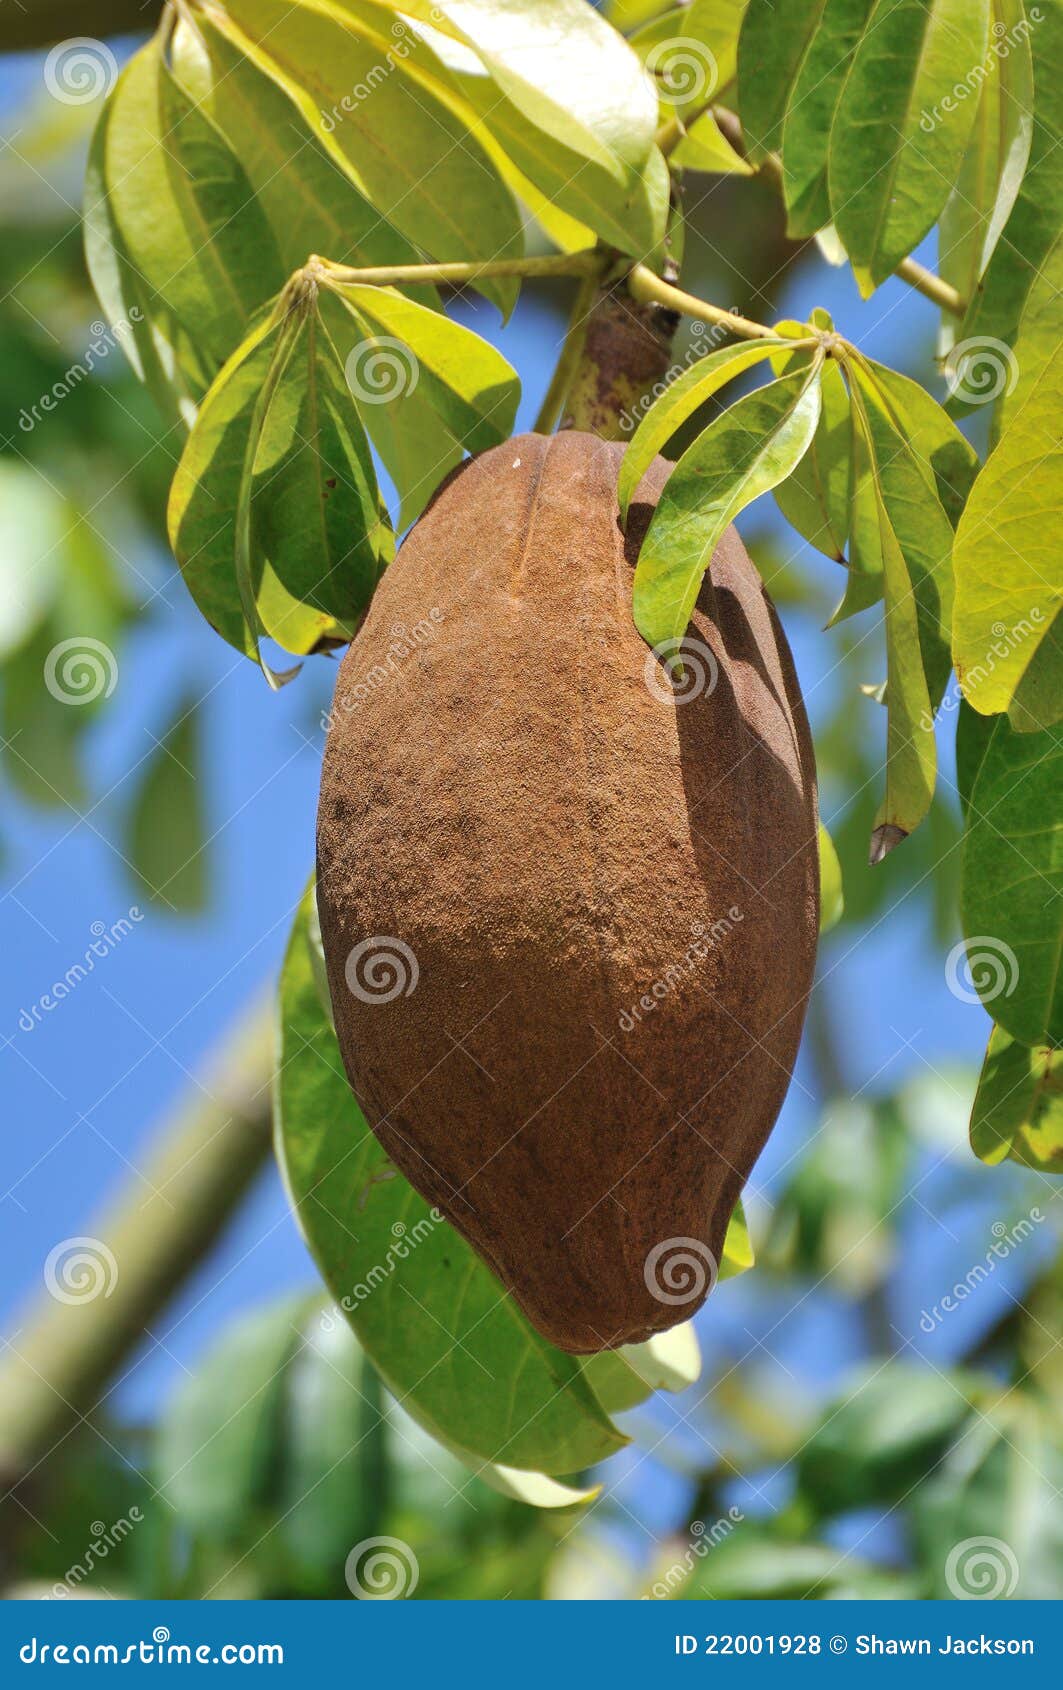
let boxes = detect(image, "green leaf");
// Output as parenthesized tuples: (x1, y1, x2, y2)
(671, 112, 752, 175)
(862, 359, 980, 528)
(719, 1195, 755, 1280)
(819, 823, 844, 932)
(618, 337, 789, 522)
(174, 9, 433, 286)
(633, 361, 824, 652)
(127, 696, 208, 913)
(851, 363, 959, 707)
(156, 1297, 305, 1538)
(961, 713, 1063, 1045)
(938, 0, 1035, 317)
(952, 337, 1063, 722)
(83, 92, 198, 429)
(914, 1397, 1063, 1599)
(217, 0, 523, 316)
(275, 888, 629, 1478)
(481, 1467, 600, 1508)
(631, 0, 745, 118)
(955, 697, 996, 819)
(829, 0, 992, 288)
(583, 1323, 701, 1414)
(970, 1025, 1063, 1170)
(771, 336, 851, 560)
(780, 0, 875, 236)
(848, 390, 937, 853)
(960, 0, 1063, 357)
(168, 297, 389, 664)
(797, 1362, 973, 1515)
(738, 0, 831, 165)
(100, 32, 283, 376)
(358, 0, 666, 257)
(280, 1313, 383, 1574)
(324, 281, 520, 454)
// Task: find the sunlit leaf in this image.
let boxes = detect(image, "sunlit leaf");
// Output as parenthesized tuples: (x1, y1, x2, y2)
(830, 0, 992, 288)
(938, 0, 1035, 321)
(970, 1025, 1063, 1171)
(617, 337, 789, 521)
(961, 713, 1063, 1045)
(99, 31, 282, 376)
(217, 0, 523, 315)
(953, 337, 1063, 722)
(779, 0, 874, 236)
(771, 330, 850, 560)
(960, 0, 1063, 356)
(819, 823, 844, 932)
(633, 361, 823, 652)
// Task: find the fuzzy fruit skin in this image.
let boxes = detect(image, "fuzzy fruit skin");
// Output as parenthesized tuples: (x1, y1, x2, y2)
(317, 430, 819, 1354)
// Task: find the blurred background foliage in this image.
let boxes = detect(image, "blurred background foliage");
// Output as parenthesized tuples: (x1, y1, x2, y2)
(1, 9, 1060, 1604)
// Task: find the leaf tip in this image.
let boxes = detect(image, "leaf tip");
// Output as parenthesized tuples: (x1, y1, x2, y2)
(869, 823, 908, 866)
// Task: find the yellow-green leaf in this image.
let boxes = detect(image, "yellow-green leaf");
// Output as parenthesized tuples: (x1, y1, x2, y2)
(970, 1025, 1063, 1171)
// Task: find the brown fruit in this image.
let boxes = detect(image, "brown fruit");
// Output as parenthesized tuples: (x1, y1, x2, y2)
(317, 430, 819, 1354)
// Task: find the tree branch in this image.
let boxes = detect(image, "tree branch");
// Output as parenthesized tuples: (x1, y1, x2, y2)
(0, 0, 162, 52)
(0, 999, 274, 1497)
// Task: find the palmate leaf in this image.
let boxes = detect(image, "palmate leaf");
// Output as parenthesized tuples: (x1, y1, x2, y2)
(970, 1025, 1063, 1171)
(168, 297, 389, 668)
(215, 0, 523, 317)
(95, 28, 283, 384)
(275, 887, 629, 1479)
(632, 360, 824, 654)
(938, 0, 1035, 329)
(374, 0, 668, 255)
(952, 336, 1063, 724)
(829, 0, 992, 290)
(961, 713, 1063, 1046)
(322, 280, 521, 456)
